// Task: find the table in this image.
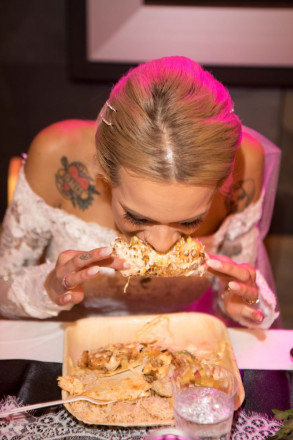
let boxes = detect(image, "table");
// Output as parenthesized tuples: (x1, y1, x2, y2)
(0, 319, 292, 440)
(1, 319, 292, 370)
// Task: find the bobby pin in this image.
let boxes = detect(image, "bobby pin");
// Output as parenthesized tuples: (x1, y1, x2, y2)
(101, 114, 114, 127)
(106, 101, 117, 112)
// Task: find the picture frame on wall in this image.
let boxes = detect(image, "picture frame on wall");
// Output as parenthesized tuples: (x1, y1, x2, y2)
(67, 0, 293, 86)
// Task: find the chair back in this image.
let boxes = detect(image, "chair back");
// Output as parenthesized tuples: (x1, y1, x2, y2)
(8, 156, 22, 205)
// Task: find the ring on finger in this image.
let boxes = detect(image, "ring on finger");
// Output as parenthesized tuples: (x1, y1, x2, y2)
(62, 273, 71, 291)
(242, 297, 260, 305)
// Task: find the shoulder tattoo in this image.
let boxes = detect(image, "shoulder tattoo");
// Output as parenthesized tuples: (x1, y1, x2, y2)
(55, 156, 99, 210)
(224, 178, 255, 214)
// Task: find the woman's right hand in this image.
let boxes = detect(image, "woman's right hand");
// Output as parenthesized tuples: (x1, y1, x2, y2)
(44, 247, 129, 307)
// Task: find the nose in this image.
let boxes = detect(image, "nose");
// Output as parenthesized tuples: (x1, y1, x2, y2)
(142, 226, 181, 253)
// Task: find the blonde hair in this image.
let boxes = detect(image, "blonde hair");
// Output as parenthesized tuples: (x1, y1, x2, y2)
(95, 56, 242, 187)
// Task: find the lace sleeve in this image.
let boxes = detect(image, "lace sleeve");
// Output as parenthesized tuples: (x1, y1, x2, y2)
(0, 169, 71, 319)
(212, 191, 279, 328)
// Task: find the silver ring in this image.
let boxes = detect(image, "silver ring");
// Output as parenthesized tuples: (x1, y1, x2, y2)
(242, 297, 260, 305)
(62, 274, 71, 291)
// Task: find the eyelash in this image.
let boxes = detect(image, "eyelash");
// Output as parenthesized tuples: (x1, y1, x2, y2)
(123, 212, 203, 229)
(180, 218, 203, 229)
(123, 212, 148, 226)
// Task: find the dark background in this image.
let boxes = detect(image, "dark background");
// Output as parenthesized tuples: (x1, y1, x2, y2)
(0, 0, 293, 233)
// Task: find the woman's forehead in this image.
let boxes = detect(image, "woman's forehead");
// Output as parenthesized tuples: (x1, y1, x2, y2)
(112, 168, 216, 222)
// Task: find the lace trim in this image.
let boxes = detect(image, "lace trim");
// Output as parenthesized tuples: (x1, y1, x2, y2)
(232, 408, 281, 440)
(0, 396, 281, 440)
(255, 270, 279, 329)
(15, 166, 117, 244)
(202, 191, 264, 249)
(0, 262, 72, 319)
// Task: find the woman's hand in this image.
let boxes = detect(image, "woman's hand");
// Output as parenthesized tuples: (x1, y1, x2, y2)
(206, 254, 264, 327)
(44, 247, 129, 307)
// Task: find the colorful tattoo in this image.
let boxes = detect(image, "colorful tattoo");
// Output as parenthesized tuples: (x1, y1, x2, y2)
(55, 157, 99, 210)
(224, 179, 255, 214)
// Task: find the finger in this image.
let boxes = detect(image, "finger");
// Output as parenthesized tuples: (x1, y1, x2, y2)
(224, 294, 264, 326)
(238, 304, 264, 325)
(228, 281, 259, 304)
(71, 247, 113, 271)
(90, 248, 131, 271)
(61, 266, 100, 291)
(206, 257, 253, 284)
(59, 247, 111, 273)
(56, 247, 111, 287)
(56, 290, 85, 306)
(207, 253, 232, 264)
(61, 259, 131, 292)
(97, 256, 131, 271)
(238, 262, 256, 284)
(63, 247, 130, 275)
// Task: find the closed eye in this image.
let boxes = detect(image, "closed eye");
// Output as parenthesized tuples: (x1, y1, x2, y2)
(123, 212, 149, 226)
(123, 210, 204, 229)
(179, 218, 203, 229)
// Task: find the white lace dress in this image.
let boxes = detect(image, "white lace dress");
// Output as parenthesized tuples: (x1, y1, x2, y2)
(0, 128, 280, 327)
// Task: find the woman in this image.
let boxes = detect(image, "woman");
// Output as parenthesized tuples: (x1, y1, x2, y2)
(0, 56, 280, 327)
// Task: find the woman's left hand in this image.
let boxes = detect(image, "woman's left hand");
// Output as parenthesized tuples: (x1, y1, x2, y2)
(206, 254, 264, 327)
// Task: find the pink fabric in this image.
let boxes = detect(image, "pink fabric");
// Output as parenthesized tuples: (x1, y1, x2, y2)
(187, 127, 282, 328)
(244, 126, 281, 292)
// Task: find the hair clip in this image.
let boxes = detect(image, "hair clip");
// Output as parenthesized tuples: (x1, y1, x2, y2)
(96, 173, 110, 183)
(106, 101, 117, 112)
(101, 114, 114, 127)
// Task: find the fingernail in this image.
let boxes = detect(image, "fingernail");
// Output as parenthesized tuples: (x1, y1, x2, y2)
(100, 247, 113, 258)
(255, 312, 264, 322)
(88, 266, 100, 276)
(123, 262, 131, 269)
(206, 259, 223, 270)
(228, 281, 240, 291)
(63, 293, 72, 304)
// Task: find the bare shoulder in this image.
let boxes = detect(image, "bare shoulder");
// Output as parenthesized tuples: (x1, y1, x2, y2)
(25, 120, 96, 205)
(239, 128, 264, 175)
(225, 128, 264, 214)
(25, 119, 96, 164)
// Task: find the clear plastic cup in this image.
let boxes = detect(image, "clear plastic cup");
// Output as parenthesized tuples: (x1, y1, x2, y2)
(171, 364, 238, 440)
